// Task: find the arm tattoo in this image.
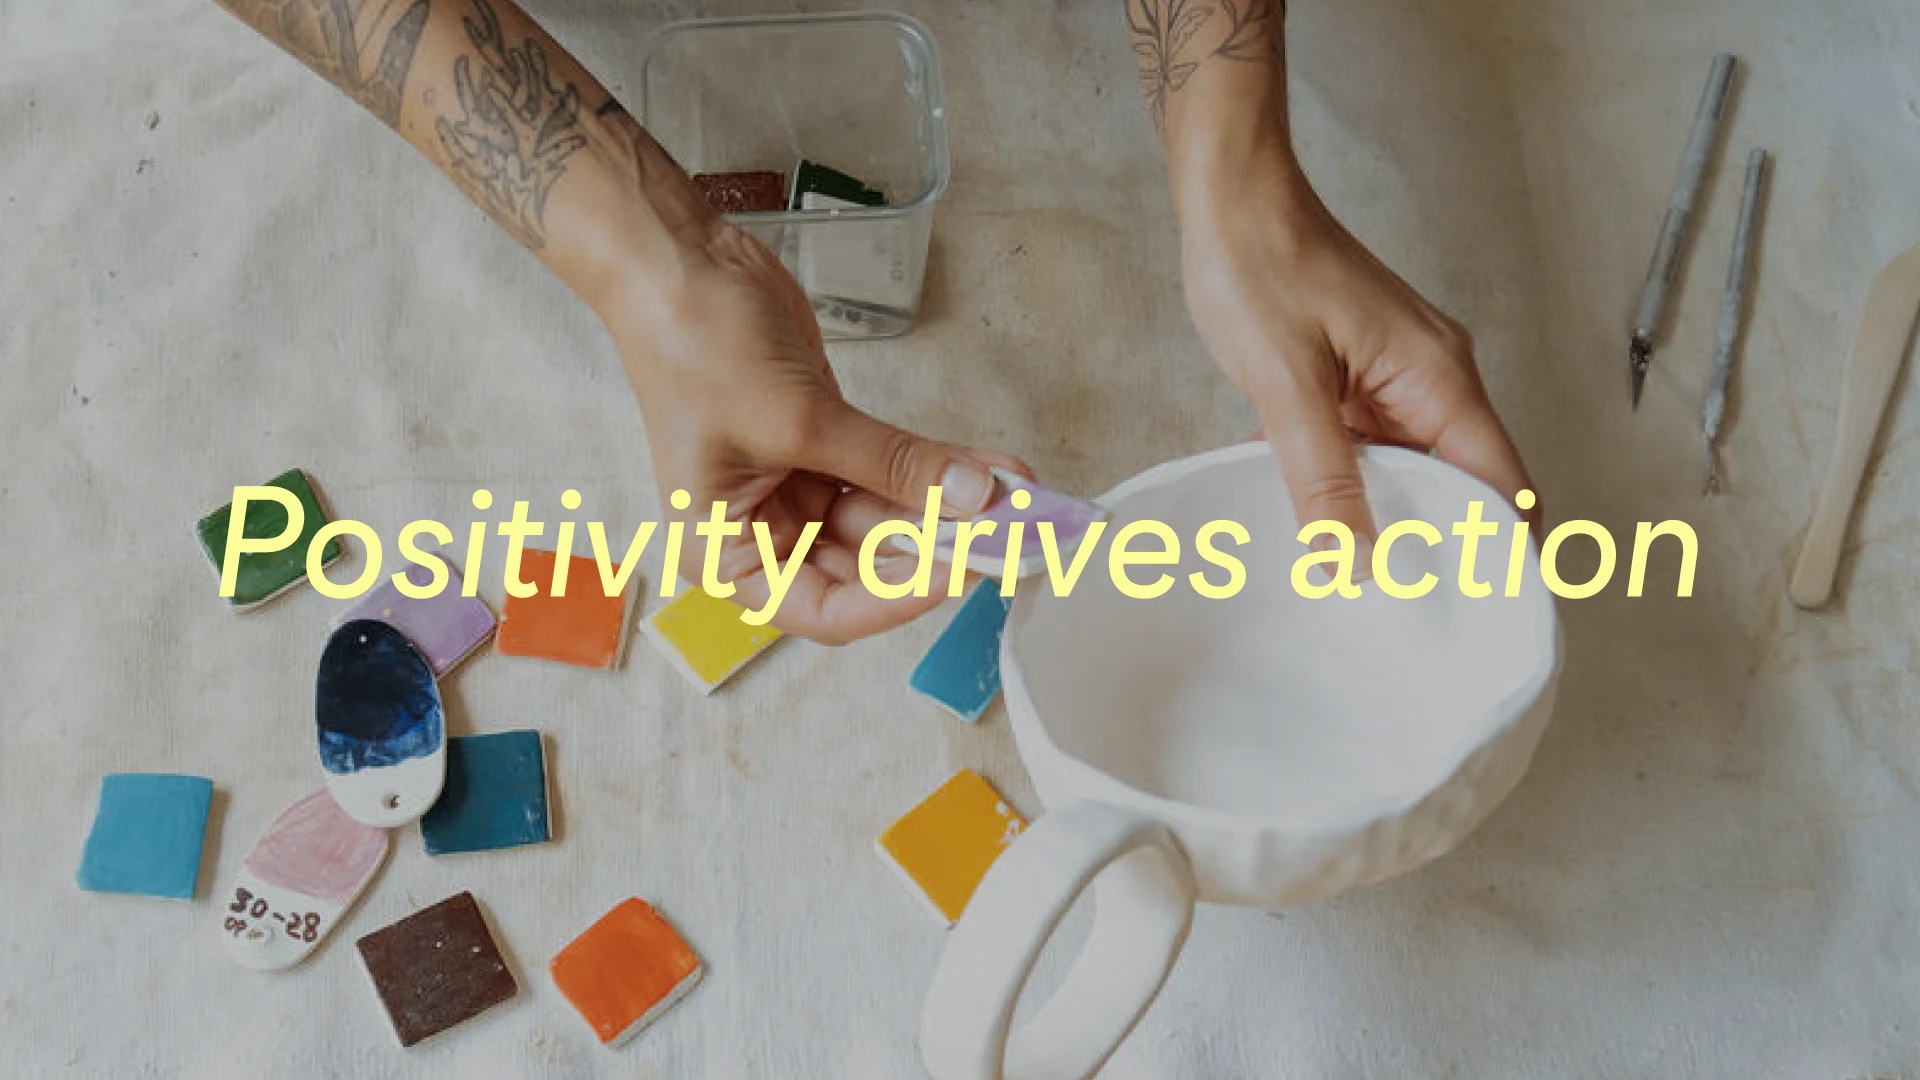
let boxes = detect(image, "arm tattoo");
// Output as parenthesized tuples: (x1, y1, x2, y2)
(218, 0, 430, 127)
(1127, 0, 1283, 125)
(434, 0, 588, 249)
(1212, 0, 1281, 62)
(1128, 0, 1211, 124)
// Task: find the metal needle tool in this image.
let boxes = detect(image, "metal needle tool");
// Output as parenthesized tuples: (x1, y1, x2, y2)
(1702, 149, 1769, 494)
(1630, 53, 1739, 408)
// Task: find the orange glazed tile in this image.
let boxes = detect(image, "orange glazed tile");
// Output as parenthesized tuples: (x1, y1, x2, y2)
(550, 898, 702, 1047)
(495, 549, 634, 670)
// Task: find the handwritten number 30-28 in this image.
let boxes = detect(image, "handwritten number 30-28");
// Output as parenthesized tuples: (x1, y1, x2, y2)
(228, 888, 321, 941)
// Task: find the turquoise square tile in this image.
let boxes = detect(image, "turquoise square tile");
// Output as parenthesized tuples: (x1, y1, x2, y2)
(77, 773, 214, 899)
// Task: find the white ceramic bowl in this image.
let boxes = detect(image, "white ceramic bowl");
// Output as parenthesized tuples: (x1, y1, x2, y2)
(1004, 442, 1563, 907)
(922, 443, 1562, 1080)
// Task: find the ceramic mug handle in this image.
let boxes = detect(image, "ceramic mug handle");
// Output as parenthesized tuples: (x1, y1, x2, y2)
(919, 800, 1197, 1080)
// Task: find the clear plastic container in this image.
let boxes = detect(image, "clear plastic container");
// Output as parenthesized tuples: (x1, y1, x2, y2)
(636, 13, 950, 339)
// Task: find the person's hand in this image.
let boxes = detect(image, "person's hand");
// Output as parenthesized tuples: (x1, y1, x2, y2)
(602, 215, 1026, 644)
(1176, 151, 1535, 553)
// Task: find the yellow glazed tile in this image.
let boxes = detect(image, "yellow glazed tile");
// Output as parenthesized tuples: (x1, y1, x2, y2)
(641, 586, 783, 693)
(876, 770, 1026, 925)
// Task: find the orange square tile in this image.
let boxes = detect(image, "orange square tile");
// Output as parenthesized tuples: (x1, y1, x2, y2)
(551, 898, 702, 1047)
(495, 549, 634, 670)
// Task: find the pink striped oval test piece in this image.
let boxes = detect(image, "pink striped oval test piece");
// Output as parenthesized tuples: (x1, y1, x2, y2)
(218, 789, 390, 971)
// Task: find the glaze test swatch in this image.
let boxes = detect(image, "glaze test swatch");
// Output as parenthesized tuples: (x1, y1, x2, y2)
(642, 585, 783, 693)
(220, 789, 389, 970)
(876, 770, 1026, 925)
(420, 731, 551, 856)
(356, 891, 517, 1047)
(934, 471, 1108, 579)
(196, 467, 341, 609)
(77, 773, 214, 899)
(338, 561, 495, 676)
(316, 620, 446, 827)
(495, 549, 634, 670)
(909, 583, 1013, 723)
(551, 897, 703, 1047)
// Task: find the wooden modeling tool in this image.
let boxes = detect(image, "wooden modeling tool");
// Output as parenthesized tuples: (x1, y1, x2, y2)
(1790, 246, 1920, 609)
(356, 891, 518, 1048)
(316, 620, 446, 827)
(875, 769, 1026, 925)
(219, 789, 389, 971)
(420, 731, 551, 856)
(196, 468, 342, 609)
(642, 585, 783, 693)
(550, 898, 703, 1047)
(909, 583, 1013, 723)
(495, 549, 635, 670)
(338, 562, 495, 677)
(76, 773, 213, 900)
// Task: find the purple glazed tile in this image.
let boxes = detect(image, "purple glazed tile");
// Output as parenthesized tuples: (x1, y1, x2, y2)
(928, 471, 1108, 579)
(340, 563, 496, 676)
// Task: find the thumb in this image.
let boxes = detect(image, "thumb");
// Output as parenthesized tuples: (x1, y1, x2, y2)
(804, 403, 997, 518)
(1255, 379, 1378, 549)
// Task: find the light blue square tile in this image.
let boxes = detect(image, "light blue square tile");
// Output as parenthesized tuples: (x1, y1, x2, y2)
(77, 773, 214, 899)
(910, 584, 1013, 723)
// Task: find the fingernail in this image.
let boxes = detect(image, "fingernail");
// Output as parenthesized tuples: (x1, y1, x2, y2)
(1309, 535, 1336, 587)
(939, 461, 995, 518)
(1307, 534, 1374, 588)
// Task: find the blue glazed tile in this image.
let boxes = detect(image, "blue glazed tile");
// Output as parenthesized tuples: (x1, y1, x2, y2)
(77, 773, 214, 899)
(317, 620, 443, 774)
(909, 584, 1013, 723)
(421, 731, 550, 856)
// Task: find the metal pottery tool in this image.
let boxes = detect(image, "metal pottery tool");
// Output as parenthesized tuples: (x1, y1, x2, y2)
(1788, 246, 1920, 609)
(1702, 149, 1769, 493)
(1630, 53, 1739, 408)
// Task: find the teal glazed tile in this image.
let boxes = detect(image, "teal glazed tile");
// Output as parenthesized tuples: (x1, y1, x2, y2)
(420, 732, 550, 856)
(909, 583, 1013, 723)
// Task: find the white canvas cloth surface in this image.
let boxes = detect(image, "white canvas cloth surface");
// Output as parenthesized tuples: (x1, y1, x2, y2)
(3, 0, 1919, 1076)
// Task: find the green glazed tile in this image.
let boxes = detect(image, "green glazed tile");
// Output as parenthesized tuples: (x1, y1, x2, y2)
(196, 468, 341, 608)
(789, 158, 886, 209)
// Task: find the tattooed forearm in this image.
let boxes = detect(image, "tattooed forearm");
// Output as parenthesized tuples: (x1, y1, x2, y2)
(433, 0, 588, 249)
(217, 0, 430, 127)
(1127, 0, 1207, 124)
(1126, 0, 1283, 125)
(1212, 0, 1281, 62)
(218, 0, 689, 280)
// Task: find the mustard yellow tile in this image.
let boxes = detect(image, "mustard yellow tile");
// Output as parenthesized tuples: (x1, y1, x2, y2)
(643, 587, 783, 693)
(876, 770, 1026, 924)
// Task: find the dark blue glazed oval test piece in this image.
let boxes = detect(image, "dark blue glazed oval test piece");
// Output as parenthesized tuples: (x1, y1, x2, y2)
(316, 620, 446, 827)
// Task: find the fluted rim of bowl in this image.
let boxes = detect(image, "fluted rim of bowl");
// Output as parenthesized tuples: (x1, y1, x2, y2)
(999, 441, 1565, 836)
